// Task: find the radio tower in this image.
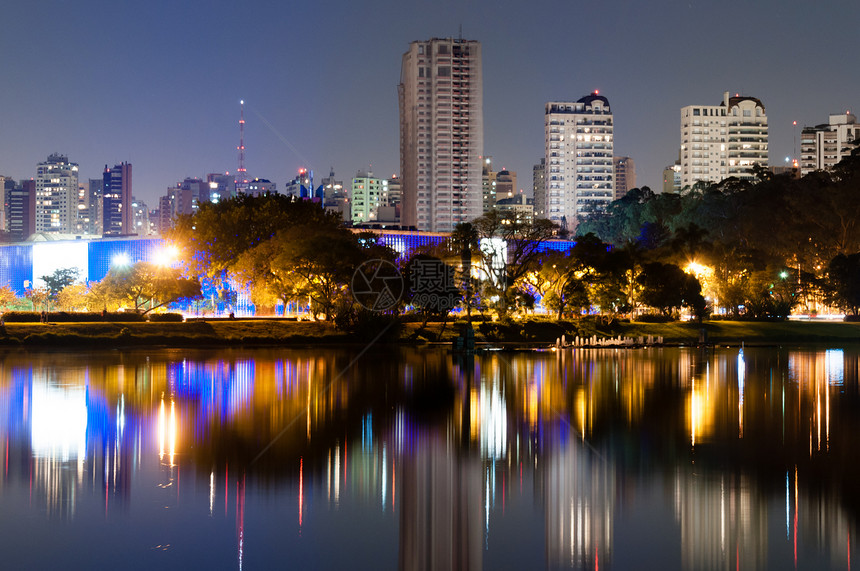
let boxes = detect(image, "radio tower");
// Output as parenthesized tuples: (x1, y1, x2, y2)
(237, 99, 247, 181)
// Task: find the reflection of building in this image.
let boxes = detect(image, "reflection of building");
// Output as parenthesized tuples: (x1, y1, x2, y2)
(539, 435, 614, 569)
(674, 471, 767, 570)
(399, 432, 483, 571)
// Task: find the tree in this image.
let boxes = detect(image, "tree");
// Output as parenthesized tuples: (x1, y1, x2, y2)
(637, 262, 705, 317)
(0, 285, 17, 311)
(449, 222, 481, 320)
(41, 268, 80, 302)
(826, 253, 860, 316)
(56, 283, 89, 312)
(472, 210, 558, 317)
(264, 224, 372, 321)
(98, 262, 202, 314)
(168, 194, 338, 284)
(25, 287, 50, 312)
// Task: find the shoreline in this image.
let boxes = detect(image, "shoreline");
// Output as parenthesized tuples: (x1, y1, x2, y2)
(0, 319, 859, 349)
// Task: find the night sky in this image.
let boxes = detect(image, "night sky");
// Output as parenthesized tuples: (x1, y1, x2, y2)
(1, 0, 858, 207)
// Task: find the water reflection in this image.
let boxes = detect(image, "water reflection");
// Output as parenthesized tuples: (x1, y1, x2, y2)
(0, 346, 858, 569)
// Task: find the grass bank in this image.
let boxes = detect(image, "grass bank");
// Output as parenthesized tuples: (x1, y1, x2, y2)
(0, 319, 353, 348)
(1, 318, 859, 348)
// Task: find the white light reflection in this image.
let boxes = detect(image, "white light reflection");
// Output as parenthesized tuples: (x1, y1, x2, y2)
(381, 445, 387, 511)
(30, 380, 87, 461)
(738, 347, 745, 438)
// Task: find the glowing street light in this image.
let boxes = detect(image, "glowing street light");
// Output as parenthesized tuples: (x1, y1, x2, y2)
(153, 244, 180, 267)
(111, 252, 131, 268)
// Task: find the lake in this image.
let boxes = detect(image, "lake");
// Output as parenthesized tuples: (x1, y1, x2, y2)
(0, 344, 857, 570)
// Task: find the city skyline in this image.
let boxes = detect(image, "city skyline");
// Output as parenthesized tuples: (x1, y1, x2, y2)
(1, 1, 858, 208)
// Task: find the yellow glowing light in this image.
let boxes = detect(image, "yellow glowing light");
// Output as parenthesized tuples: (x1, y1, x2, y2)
(153, 244, 180, 267)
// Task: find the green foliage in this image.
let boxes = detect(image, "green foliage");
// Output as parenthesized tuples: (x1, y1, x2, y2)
(41, 267, 80, 299)
(636, 262, 705, 317)
(826, 253, 860, 315)
(94, 262, 202, 314)
(471, 210, 558, 317)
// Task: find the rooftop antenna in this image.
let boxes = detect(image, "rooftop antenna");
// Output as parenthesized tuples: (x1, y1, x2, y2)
(458, 24, 463, 41)
(237, 99, 247, 180)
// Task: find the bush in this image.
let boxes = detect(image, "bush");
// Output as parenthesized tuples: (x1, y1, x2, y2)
(1, 311, 146, 323)
(147, 312, 185, 323)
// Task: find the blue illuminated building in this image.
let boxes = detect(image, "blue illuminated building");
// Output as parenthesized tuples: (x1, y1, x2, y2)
(0, 231, 576, 313)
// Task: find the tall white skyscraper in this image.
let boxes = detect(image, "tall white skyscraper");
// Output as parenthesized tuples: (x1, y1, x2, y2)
(398, 38, 483, 232)
(540, 93, 615, 232)
(35, 153, 79, 234)
(680, 91, 768, 189)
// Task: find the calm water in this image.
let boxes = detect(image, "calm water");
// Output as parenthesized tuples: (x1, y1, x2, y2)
(0, 344, 858, 570)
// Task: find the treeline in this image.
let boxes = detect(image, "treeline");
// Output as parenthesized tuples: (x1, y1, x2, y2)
(576, 156, 860, 317)
(166, 152, 860, 325)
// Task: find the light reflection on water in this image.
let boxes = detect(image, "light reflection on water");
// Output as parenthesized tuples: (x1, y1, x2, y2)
(0, 346, 857, 570)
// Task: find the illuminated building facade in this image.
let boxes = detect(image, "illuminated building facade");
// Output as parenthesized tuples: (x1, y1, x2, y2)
(800, 112, 860, 176)
(102, 162, 133, 236)
(350, 170, 386, 224)
(35, 153, 79, 234)
(680, 91, 768, 189)
(541, 93, 615, 232)
(399, 38, 484, 232)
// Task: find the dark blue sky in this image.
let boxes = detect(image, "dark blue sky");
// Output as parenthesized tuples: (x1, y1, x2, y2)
(1, 0, 858, 206)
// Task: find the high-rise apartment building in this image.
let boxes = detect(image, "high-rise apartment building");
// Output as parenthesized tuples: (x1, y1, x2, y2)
(481, 156, 496, 213)
(800, 112, 860, 175)
(680, 91, 768, 189)
(533, 159, 546, 218)
(131, 198, 152, 236)
(35, 154, 79, 234)
(663, 162, 682, 194)
(350, 170, 387, 224)
(103, 162, 132, 236)
(4, 178, 35, 242)
(207, 173, 237, 203)
(613, 156, 636, 199)
(540, 93, 615, 232)
(398, 38, 483, 232)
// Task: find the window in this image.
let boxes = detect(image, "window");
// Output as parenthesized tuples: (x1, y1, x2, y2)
(437, 66, 450, 77)
(693, 109, 700, 116)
